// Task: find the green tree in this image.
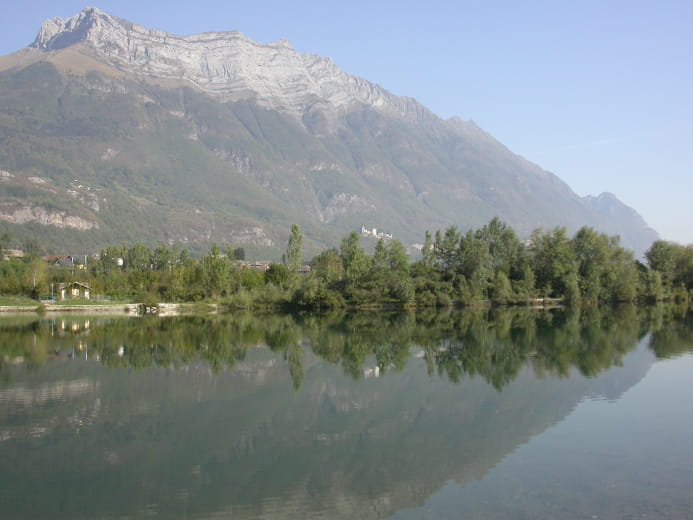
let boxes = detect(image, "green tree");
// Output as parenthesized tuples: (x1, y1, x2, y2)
(530, 227, 575, 297)
(373, 239, 388, 272)
(640, 269, 664, 302)
(312, 249, 342, 284)
(23, 257, 48, 298)
(434, 226, 461, 274)
(647, 241, 693, 291)
(571, 227, 609, 303)
(513, 264, 536, 301)
(387, 240, 409, 274)
(458, 229, 492, 288)
(199, 243, 230, 298)
(265, 263, 292, 288)
(125, 243, 152, 272)
(340, 231, 368, 294)
(422, 230, 434, 267)
(645, 240, 676, 284)
(674, 245, 693, 290)
(286, 224, 303, 272)
(490, 271, 513, 305)
(98, 245, 124, 274)
(151, 245, 173, 271)
(564, 270, 581, 305)
(603, 239, 639, 302)
(476, 217, 523, 277)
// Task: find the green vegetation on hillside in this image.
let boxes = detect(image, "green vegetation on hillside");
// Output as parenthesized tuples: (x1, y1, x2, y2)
(0, 60, 659, 256)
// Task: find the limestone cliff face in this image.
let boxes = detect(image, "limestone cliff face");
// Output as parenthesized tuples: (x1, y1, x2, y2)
(32, 7, 427, 121)
(0, 205, 98, 230)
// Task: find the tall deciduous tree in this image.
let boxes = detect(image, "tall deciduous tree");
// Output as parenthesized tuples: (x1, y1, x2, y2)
(340, 231, 367, 294)
(286, 224, 302, 272)
(151, 245, 173, 271)
(312, 249, 342, 284)
(125, 243, 152, 272)
(422, 231, 434, 267)
(645, 240, 676, 285)
(530, 227, 575, 297)
(199, 243, 230, 298)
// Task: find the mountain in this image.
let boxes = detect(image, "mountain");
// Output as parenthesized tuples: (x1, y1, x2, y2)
(0, 7, 659, 257)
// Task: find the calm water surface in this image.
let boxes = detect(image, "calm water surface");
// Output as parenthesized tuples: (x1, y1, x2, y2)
(0, 305, 691, 519)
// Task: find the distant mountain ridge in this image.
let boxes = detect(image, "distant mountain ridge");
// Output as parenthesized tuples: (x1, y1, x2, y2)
(31, 7, 426, 121)
(0, 8, 658, 256)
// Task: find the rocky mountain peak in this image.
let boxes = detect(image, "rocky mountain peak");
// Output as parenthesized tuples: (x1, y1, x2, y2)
(32, 7, 123, 50)
(30, 7, 429, 121)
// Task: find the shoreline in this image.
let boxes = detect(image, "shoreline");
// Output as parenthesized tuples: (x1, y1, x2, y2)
(0, 298, 568, 317)
(0, 303, 141, 315)
(0, 302, 219, 316)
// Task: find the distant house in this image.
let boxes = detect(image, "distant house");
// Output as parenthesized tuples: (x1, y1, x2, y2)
(298, 265, 312, 275)
(237, 260, 272, 272)
(44, 255, 85, 269)
(1, 249, 23, 261)
(58, 282, 91, 300)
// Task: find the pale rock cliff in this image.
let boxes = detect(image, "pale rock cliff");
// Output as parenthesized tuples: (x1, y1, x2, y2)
(0, 205, 98, 230)
(32, 7, 429, 121)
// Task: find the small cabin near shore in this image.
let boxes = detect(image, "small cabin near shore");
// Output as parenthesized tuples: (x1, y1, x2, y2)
(57, 282, 91, 300)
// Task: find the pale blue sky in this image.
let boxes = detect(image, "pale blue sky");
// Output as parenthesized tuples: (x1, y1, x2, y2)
(2, 1, 691, 244)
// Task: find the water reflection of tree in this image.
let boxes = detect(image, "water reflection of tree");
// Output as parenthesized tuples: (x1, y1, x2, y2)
(0, 303, 690, 389)
(647, 302, 693, 358)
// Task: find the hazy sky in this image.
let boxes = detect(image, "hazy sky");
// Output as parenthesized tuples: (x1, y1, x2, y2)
(2, 1, 691, 244)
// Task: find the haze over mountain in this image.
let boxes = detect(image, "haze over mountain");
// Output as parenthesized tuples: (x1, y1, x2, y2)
(0, 7, 658, 257)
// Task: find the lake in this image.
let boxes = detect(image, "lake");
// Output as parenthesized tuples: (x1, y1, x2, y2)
(0, 305, 691, 519)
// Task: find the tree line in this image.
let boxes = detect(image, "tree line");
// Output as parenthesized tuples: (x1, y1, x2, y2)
(0, 219, 691, 308)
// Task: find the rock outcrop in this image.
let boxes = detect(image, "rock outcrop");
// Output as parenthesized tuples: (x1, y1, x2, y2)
(0, 205, 98, 230)
(32, 7, 428, 121)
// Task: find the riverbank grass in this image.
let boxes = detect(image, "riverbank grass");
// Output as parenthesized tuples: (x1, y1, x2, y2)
(0, 295, 38, 307)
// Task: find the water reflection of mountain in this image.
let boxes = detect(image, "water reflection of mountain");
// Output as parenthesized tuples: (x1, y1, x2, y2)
(0, 304, 690, 519)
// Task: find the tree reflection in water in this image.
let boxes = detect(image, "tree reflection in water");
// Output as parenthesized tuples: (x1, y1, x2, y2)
(0, 303, 691, 520)
(0, 303, 690, 390)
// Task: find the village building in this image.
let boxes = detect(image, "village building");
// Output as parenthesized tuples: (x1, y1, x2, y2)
(1, 249, 23, 261)
(44, 255, 85, 269)
(360, 226, 393, 240)
(57, 282, 91, 300)
(237, 260, 272, 272)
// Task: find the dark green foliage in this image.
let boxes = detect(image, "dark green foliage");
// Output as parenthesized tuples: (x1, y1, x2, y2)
(199, 243, 231, 298)
(0, 221, 687, 307)
(286, 224, 303, 271)
(311, 249, 343, 284)
(530, 227, 575, 297)
(339, 231, 369, 297)
(265, 263, 293, 288)
(646, 240, 693, 291)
